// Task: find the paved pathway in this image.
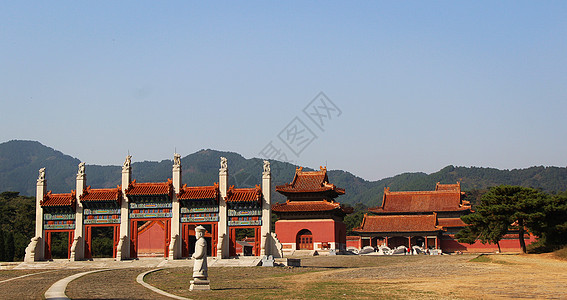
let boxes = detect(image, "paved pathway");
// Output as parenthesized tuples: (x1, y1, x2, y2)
(16, 256, 262, 269)
(44, 269, 110, 300)
(136, 268, 192, 300)
(0, 269, 56, 283)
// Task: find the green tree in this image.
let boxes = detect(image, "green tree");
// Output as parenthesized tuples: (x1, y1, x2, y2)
(528, 191, 567, 249)
(4, 231, 14, 262)
(457, 185, 548, 253)
(344, 203, 367, 235)
(0, 229, 5, 261)
(456, 203, 509, 252)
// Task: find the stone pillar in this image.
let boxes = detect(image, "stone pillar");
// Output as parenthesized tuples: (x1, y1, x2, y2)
(217, 157, 229, 258)
(117, 155, 132, 260)
(30, 168, 46, 261)
(170, 153, 182, 259)
(72, 163, 86, 261)
(260, 160, 271, 256)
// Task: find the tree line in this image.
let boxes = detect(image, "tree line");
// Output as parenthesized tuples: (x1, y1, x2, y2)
(0, 192, 35, 261)
(456, 186, 567, 252)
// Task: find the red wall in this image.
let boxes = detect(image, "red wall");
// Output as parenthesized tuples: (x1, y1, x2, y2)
(275, 219, 345, 244)
(346, 236, 362, 249)
(441, 234, 538, 253)
(138, 221, 165, 256)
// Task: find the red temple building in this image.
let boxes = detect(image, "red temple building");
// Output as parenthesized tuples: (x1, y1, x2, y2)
(273, 167, 352, 254)
(354, 182, 536, 253)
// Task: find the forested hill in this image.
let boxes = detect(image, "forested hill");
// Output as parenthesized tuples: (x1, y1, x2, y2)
(1, 140, 567, 207)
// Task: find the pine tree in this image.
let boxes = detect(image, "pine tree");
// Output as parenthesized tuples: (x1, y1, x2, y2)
(457, 185, 549, 253)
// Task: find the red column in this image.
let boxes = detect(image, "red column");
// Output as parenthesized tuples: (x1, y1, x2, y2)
(255, 227, 261, 256)
(46, 231, 52, 260)
(113, 225, 119, 258)
(68, 231, 74, 259)
(211, 223, 218, 257)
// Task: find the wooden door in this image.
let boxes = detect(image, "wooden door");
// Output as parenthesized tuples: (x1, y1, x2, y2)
(296, 229, 313, 250)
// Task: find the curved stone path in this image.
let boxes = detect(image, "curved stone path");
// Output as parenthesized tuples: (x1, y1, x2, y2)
(136, 268, 191, 300)
(0, 269, 56, 283)
(43, 268, 191, 300)
(44, 269, 110, 300)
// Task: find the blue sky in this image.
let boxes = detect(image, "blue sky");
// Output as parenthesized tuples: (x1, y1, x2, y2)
(1, 1, 566, 181)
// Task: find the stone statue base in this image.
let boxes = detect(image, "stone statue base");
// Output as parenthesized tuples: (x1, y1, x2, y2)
(190, 278, 210, 291)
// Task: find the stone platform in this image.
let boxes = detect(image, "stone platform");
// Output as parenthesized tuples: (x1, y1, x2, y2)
(14, 256, 263, 270)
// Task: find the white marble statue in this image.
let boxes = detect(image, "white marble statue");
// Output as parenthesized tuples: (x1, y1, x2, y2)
(263, 160, 270, 173)
(220, 157, 227, 171)
(190, 225, 210, 290)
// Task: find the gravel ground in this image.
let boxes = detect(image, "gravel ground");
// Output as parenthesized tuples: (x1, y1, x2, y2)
(0, 269, 85, 300)
(66, 268, 173, 300)
(2, 254, 566, 299)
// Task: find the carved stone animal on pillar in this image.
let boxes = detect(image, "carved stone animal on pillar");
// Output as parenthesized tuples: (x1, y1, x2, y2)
(263, 160, 270, 174)
(190, 225, 210, 291)
(77, 162, 85, 178)
(123, 155, 132, 171)
(220, 157, 228, 173)
(173, 153, 181, 168)
(38, 168, 45, 183)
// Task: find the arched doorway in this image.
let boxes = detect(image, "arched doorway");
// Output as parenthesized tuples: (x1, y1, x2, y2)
(296, 229, 313, 250)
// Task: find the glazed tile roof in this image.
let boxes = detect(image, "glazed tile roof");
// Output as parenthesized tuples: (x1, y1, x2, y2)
(272, 200, 348, 212)
(369, 184, 470, 213)
(354, 214, 443, 233)
(80, 186, 122, 202)
(125, 179, 173, 196)
(437, 217, 467, 228)
(41, 191, 76, 207)
(177, 183, 219, 201)
(226, 185, 262, 202)
(275, 167, 345, 196)
(435, 182, 462, 192)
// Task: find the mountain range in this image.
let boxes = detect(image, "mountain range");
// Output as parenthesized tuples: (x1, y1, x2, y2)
(1, 140, 567, 207)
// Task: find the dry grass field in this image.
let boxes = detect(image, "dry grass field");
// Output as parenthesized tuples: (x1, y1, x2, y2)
(1, 253, 566, 299)
(146, 253, 567, 299)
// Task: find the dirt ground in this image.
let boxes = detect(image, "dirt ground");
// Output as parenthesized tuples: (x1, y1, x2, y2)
(147, 254, 567, 299)
(1, 254, 566, 299)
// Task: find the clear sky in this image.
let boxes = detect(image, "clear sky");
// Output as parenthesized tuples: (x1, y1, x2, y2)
(1, 1, 566, 181)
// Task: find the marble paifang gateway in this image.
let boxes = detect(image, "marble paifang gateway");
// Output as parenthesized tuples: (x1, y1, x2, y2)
(24, 155, 282, 261)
